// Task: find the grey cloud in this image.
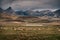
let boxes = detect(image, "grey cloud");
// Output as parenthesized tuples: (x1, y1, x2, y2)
(0, 0, 60, 10)
(1, 0, 15, 9)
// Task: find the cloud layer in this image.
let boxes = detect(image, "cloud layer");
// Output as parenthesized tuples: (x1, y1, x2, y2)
(0, 0, 60, 10)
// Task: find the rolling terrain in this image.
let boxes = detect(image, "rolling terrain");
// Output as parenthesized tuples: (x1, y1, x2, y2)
(0, 7, 60, 40)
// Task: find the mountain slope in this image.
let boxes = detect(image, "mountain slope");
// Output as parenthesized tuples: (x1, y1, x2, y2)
(0, 8, 3, 13)
(4, 7, 14, 13)
(54, 9, 60, 18)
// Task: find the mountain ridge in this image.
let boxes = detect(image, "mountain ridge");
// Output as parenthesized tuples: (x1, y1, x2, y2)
(0, 7, 60, 19)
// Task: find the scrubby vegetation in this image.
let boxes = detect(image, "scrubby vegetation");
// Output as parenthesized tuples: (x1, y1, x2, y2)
(0, 34, 60, 40)
(0, 24, 60, 40)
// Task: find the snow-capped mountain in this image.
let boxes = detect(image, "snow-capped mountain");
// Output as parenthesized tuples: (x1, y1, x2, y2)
(54, 9, 60, 18)
(15, 9, 60, 18)
(0, 7, 60, 19)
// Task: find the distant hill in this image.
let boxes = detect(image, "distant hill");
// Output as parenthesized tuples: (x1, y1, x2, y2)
(4, 7, 14, 13)
(0, 7, 17, 19)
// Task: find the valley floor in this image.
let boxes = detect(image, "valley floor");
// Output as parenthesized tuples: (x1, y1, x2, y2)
(0, 21, 60, 40)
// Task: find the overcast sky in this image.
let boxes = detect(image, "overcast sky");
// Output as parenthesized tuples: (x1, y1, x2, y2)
(0, 0, 60, 10)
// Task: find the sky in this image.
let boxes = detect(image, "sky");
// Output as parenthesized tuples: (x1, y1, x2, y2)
(0, 0, 60, 10)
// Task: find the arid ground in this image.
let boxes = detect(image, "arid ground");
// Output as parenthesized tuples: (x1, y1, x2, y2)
(0, 21, 60, 40)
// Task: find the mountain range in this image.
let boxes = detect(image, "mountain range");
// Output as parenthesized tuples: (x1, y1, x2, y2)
(0, 7, 60, 19)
